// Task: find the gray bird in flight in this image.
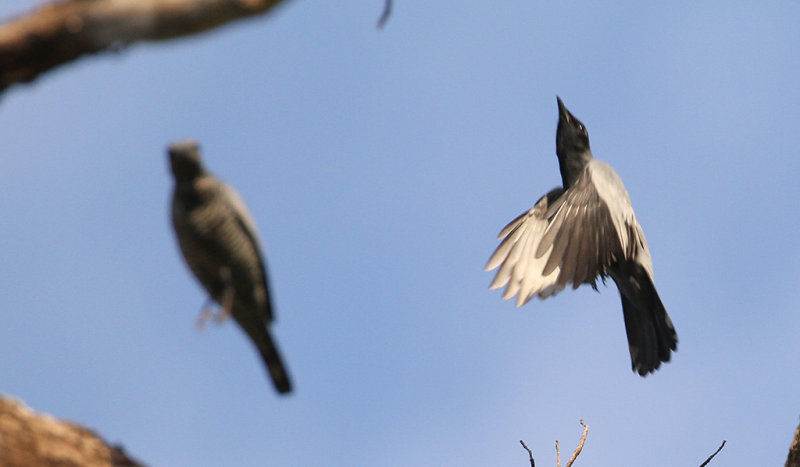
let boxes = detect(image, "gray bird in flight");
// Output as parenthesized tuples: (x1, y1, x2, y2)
(169, 141, 292, 394)
(485, 97, 677, 376)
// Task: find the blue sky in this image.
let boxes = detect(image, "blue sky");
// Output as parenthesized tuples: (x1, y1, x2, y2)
(1, 1, 799, 465)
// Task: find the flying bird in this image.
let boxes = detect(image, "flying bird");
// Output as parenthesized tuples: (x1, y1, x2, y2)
(168, 140, 292, 394)
(485, 97, 677, 376)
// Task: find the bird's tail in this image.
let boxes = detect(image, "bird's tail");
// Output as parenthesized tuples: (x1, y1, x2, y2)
(256, 328, 293, 394)
(613, 262, 677, 376)
(236, 313, 293, 394)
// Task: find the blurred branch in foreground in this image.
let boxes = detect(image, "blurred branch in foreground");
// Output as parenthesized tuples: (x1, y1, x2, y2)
(0, 0, 292, 96)
(376, 0, 392, 29)
(0, 395, 144, 467)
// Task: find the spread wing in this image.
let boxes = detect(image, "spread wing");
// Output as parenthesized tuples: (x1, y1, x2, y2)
(486, 160, 645, 306)
(485, 188, 565, 305)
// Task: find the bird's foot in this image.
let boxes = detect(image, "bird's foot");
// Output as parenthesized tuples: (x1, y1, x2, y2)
(195, 305, 215, 330)
(215, 282, 234, 323)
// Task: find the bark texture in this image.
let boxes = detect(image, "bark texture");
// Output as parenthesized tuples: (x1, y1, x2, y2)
(0, 395, 143, 467)
(788, 421, 800, 467)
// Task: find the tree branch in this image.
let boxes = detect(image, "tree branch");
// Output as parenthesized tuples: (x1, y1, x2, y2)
(0, 0, 291, 96)
(519, 440, 535, 467)
(0, 395, 144, 466)
(524, 421, 588, 467)
(376, 0, 392, 29)
(699, 440, 726, 467)
(787, 421, 800, 467)
(565, 420, 588, 467)
(555, 440, 561, 467)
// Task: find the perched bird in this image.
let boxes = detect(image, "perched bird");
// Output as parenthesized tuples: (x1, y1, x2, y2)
(168, 140, 292, 394)
(485, 97, 677, 376)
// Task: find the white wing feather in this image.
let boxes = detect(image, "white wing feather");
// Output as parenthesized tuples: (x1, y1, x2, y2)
(485, 196, 564, 305)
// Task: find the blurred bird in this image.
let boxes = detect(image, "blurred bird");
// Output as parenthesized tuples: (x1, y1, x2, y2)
(485, 97, 677, 376)
(168, 140, 292, 394)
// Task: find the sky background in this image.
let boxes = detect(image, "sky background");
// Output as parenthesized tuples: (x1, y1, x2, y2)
(1, 1, 799, 466)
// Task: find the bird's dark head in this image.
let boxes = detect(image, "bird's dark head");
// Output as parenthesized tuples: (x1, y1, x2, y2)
(556, 96, 591, 156)
(555, 97, 593, 188)
(168, 140, 205, 183)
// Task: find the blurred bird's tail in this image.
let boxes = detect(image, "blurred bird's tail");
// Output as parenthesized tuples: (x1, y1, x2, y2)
(612, 262, 678, 376)
(256, 329, 292, 394)
(236, 313, 293, 394)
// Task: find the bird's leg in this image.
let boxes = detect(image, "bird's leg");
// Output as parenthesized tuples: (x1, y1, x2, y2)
(195, 297, 216, 330)
(195, 267, 235, 328)
(216, 267, 235, 323)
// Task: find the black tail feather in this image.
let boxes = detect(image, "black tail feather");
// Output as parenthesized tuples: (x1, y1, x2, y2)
(234, 309, 293, 394)
(613, 262, 677, 376)
(256, 329, 292, 394)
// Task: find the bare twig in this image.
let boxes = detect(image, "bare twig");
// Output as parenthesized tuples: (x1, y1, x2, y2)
(555, 440, 561, 467)
(519, 440, 535, 467)
(0, 0, 291, 96)
(525, 421, 588, 467)
(699, 440, 726, 467)
(565, 420, 589, 467)
(376, 0, 392, 29)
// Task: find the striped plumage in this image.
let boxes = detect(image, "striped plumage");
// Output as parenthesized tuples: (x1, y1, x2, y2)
(486, 97, 677, 376)
(169, 140, 292, 394)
